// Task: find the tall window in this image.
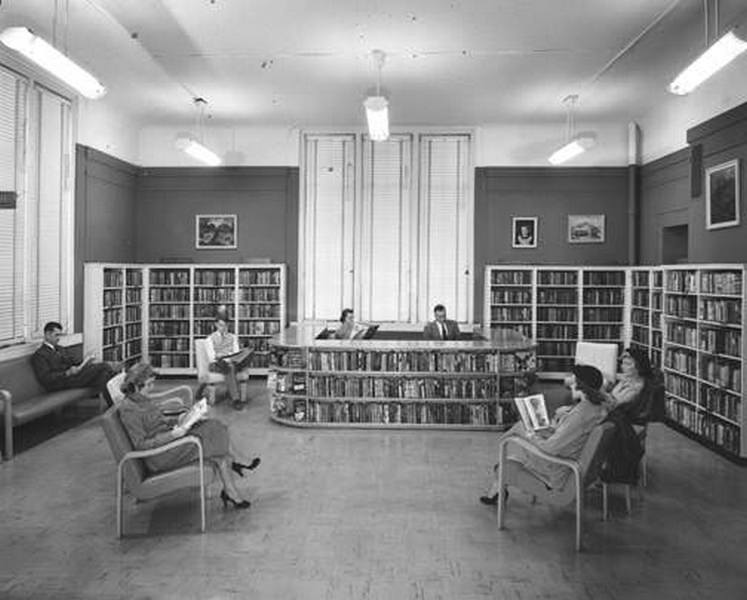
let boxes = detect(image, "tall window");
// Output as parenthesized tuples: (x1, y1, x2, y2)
(0, 65, 73, 347)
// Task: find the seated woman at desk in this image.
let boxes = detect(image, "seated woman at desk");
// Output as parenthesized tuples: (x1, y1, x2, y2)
(479, 364, 607, 504)
(118, 362, 260, 509)
(334, 308, 364, 339)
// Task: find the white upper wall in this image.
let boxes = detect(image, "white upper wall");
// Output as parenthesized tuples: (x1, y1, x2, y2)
(76, 99, 140, 165)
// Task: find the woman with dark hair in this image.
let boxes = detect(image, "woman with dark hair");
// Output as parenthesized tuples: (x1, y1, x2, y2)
(334, 308, 356, 340)
(118, 362, 259, 509)
(602, 347, 652, 410)
(480, 364, 608, 504)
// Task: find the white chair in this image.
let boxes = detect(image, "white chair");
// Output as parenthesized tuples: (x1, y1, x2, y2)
(194, 338, 249, 405)
(574, 342, 619, 387)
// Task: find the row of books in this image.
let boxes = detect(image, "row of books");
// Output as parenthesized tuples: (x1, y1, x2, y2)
(665, 296, 697, 317)
(631, 308, 650, 325)
(103, 290, 122, 307)
(582, 289, 624, 305)
(194, 270, 234, 286)
(149, 338, 190, 352)
(103, 346, 122, 362)
(126, 270, 143, 286)
(193, 288, 235, 303)
(537, 357, 575, 372)
(125, 307, 141, 322)
(149, 304, 190, 319)
(583, 324, 623, 340)
(150, 270, 190, 286)
(490, 307, 532, 321)
(699, 271, 742, 295)
(537, 324, 577, 338)
(489, 289, 532, 304)
(103, 309, 122, 327)
(667, 398, 740, 454)
(502, 324, 532, 337)
(150, 289, 191, 302)
(700, 385, 741, 422)
(664, 348, 696, 374)
(238, 304, 282, 318)
(103, 270, 124, 287)
(125, 324, 140, 339)
(699, 328, 742, 357)
(306, 376, 499, 399)
(632, 290, 650, 306)
(698, 299, 742, 325)
(125, 340, 141, 357)
(238, 321, 281, 335)
(538, 272, 577, 285)
(241, 337, 271, 352)
(631, 327, 649, 345)
(272, 349, 306, 368)
(701, 358, 742, 392)
(652, 294, 662, 310)
(103, 327, 122, 346)
(665, 372, 696, 399)
(666, 271, 697, 294)
(149, 321, 190, 335)
(536, 307, 577, 322)
(583, 271, 626, 286)
(304, 401, 505, 426)
(490, 271, 531, 285)
(582, 307, 624, 322)
(239, 288, 281, 302)
(667, 322, 697, 348)
(125, 289, 141, 304)
(273, 372, 306, 393)
(194, 304, 233, 318)
(150, 354, 191, 368)
(537, 341, 576, 355)
(240, 270, 282, 285)
(537, 289, 577, 304)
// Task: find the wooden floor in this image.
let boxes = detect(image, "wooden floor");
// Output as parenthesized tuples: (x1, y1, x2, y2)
(0, 381, 745, 599)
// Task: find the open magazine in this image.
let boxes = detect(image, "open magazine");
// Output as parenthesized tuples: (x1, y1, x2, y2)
(513, 394, 551, 432)
(176, 398, 209, 432)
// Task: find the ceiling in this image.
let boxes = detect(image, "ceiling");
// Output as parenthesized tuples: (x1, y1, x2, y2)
(2, 0, 747, 131)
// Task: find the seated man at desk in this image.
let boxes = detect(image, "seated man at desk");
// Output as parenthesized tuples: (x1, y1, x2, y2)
(423, 304, 460, 340)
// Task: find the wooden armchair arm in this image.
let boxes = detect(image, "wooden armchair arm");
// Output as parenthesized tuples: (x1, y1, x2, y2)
(498, 435, 581, 472)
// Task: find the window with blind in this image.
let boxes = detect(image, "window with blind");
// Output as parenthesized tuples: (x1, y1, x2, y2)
(0, 65, 73, 347)
(301, 131, 473, 324)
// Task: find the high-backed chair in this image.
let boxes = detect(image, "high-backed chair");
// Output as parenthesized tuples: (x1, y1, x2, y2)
(106, 371, 193, 413)
(496, 422, 616, 551)
(100, 407, 215, 537)
(574, 342, 619, 387)
(194, 338, 249, 405)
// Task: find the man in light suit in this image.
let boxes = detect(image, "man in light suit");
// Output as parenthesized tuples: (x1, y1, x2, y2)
(423, 304, 460, 340)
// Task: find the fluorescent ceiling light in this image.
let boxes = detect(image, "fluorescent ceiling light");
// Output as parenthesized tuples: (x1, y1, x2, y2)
(0, 27, 106, 99)
(364, 95, 389, 142)
(175, 135, 222, 166)
(548, 135, 596, 165)
(669, 30, 747, 95)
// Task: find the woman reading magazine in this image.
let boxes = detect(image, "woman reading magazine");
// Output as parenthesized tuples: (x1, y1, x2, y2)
(118, 362, 260, 509)
(479, 364, 607, 505)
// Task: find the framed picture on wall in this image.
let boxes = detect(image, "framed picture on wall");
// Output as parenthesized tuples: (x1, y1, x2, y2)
(706, 159, 740, 230)
(512, 217, 538, 248)
(195, 214, 238, 249)
(568, 214, 605, 243)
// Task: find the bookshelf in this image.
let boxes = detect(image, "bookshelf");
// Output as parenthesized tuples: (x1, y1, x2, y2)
(84, 264, 145, 368)
(85, 263, 286, 375)
(662, 265, 746, 460)
(484, 266, 629, 377)
(268, 324, 536, 430)
(629, 267, 663, 371)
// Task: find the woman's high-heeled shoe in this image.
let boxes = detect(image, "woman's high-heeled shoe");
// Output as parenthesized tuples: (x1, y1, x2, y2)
(231, 457, 261, 477)
(220, 489, 251, 509)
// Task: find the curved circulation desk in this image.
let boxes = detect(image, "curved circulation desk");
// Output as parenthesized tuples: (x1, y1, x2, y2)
(268, 323, 536, 430)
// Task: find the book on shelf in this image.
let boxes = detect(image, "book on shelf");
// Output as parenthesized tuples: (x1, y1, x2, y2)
(176, 398, 208, 431)
(513, 394, 550, 432)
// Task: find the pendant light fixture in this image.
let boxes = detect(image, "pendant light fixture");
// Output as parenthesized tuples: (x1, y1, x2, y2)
(548, 95, 596, 166)
(668, 0, 747, 95)
(0, 26, 106, 99)
(175, 98, 222, 167)
(364, 50, 389, 141)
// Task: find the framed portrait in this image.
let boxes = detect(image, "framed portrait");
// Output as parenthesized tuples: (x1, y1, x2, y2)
(568, 214, 605, 243)
(195, 214, 237, 249)
(706, 159, 740, 230)
(512, 217, 537, 249)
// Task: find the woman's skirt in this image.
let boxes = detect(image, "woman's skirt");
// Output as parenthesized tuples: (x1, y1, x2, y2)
(145, 419, 230, 473)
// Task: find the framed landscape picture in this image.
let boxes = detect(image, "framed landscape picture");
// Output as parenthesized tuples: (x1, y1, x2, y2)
(568, 214, 605, 243)
(706, 159, 740, 230)
(195, 214, 237, 249)
(512, 217, 538, 248)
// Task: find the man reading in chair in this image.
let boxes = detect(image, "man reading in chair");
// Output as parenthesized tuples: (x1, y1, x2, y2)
(32, 321, 118, 406)
(206, 316, 253, 410)
(479, 364, 607, 505)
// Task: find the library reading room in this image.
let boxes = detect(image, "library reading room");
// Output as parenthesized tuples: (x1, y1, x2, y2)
(1, 1, 747, 599)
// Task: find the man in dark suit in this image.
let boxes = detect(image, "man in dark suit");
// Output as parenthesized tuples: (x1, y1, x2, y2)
(423, 304, 460, 340)
(31, 321, 117, 406)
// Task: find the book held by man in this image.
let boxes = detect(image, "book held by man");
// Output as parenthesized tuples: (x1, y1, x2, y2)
(513, 394, 551, 432)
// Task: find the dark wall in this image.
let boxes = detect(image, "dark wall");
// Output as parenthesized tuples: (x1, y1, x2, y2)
(135, 167, 299, 321)
(474, 167, 630, 318)
(640, 102, 747, 264)
(74, 145, 138, 330)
